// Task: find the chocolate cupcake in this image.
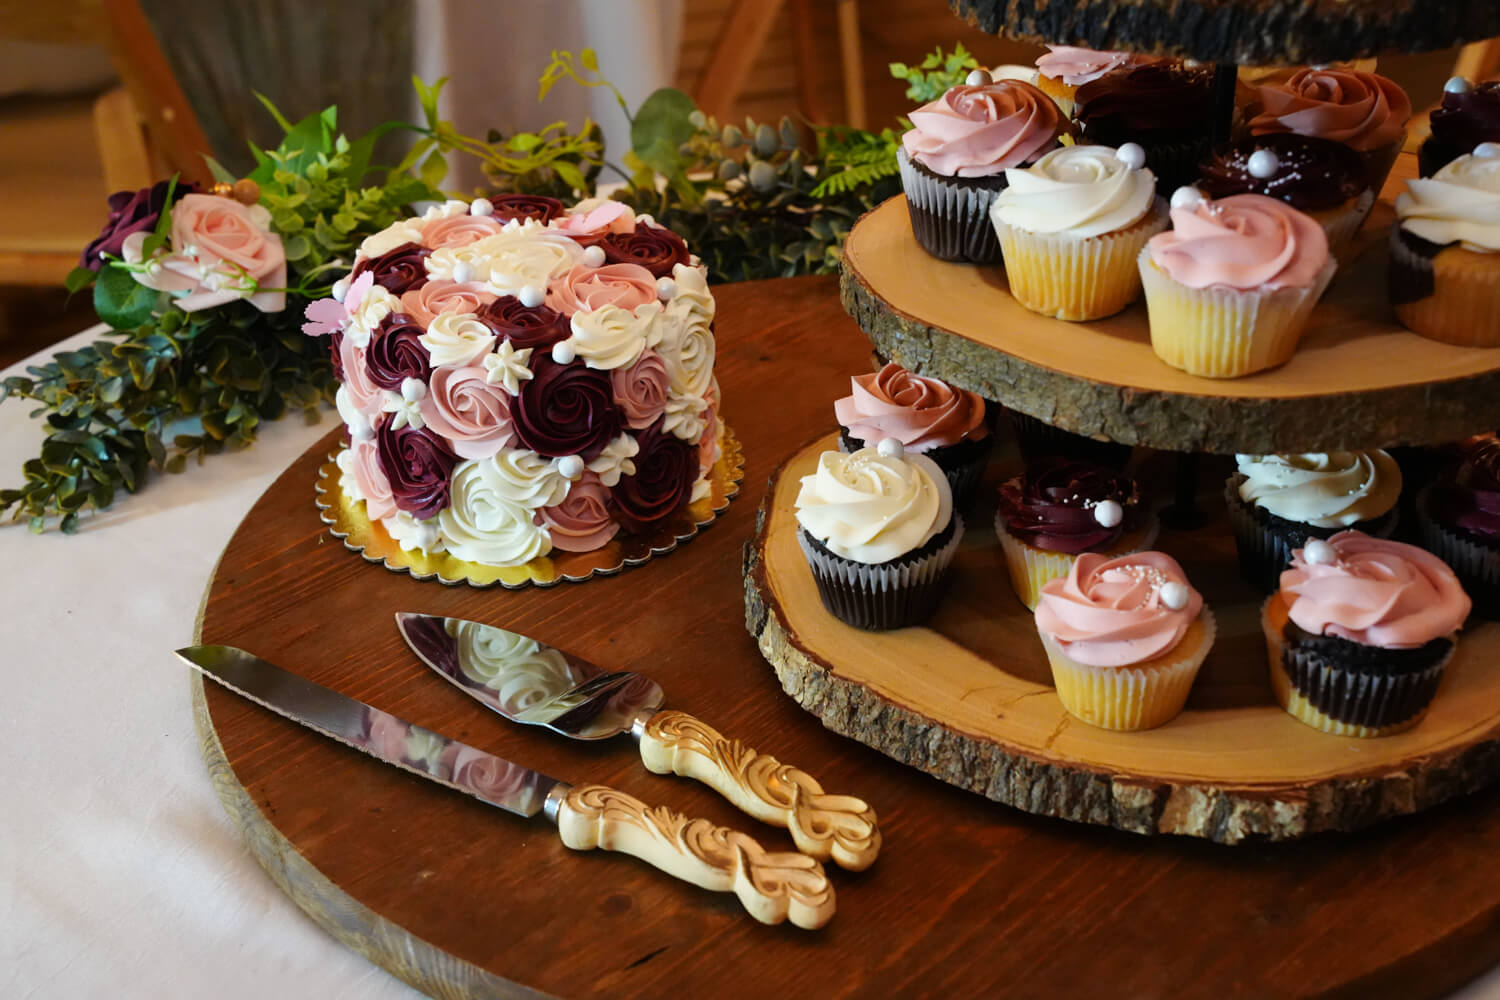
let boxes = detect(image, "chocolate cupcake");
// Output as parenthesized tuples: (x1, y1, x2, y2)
(1227, 451, 1402, 593)
(1006, 410, 1132, 469)
(1419, 78, 1500, 178)
(1196, 133, 1374, 258)
(1263, 532, 1471, 737)
(1075, 61, 1215, 197)
(834, 362, 991, 508)
(1033, 46, 1156, 118)
(1417, 433, 1500, 610)
(995, 457, 1158, 609)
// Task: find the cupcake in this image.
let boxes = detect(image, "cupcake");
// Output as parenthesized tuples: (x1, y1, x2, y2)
(1247, 66, 1411, 194)
(1006, 410, 1132, 469)
(1033, 46, 1155, 118)
(898, 72, 1068, 264)
(1264, 532, 1471, 737)
(1195, 133, 1374, 259)
(989, 143, 1169, 320)
(1035, 551, 1215, 731)
(1417, 434, 1500, 610)
(1420, 78, 1500, 178)
(795, 439, 963, 630)
(1389, 146, 1500, 347)
(1139, 189, 1335, 378)
(1227, 451, 1402, 593)
(1074, 61, 1216, 197)
(834, 362, 991, 508)
(996, 457, 1160, 609)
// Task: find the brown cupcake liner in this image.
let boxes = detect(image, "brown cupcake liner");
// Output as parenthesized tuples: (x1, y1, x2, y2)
(798, 515, 965, 630)
(898, 147, 1007, 264)
(1415, 485, 1500, 610)
(1224, 475, 1398, 593)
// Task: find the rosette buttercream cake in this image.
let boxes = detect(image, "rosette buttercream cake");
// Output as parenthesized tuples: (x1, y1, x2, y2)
(305, 196, 722, 569)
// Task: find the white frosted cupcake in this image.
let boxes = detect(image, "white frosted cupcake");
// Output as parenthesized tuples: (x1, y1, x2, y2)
(795, 438, 963, 630)
(989, 142, 1168, 320)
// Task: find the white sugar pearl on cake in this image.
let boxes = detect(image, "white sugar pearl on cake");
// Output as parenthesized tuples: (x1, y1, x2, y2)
(1093, 499, 1124, 528)
(1475, 142, 1500, 159)
(400, 377, 427, 403)
(1115, 143, 1147, 170)
(558, 455, 585, 479)
(656, 277, 676, 301)
(349, 412, 373, 441)
(965, 69, 992, 86)
(876, 438, 905, 459)
(1446, 76, 1474, 94)
(1159, 581, 1190, 611)
(451, 262, 474, 285)
(519, 284, 546, 308)
(332, 276, 350, 303)
(552, 341, 577, 364)
(1303, 538, 1337, 565)
(1171, 186, 1205, 210)
(1247, 149, 1281, 179)
(582, 245, 606, 268)
(470, 197, 494, 216)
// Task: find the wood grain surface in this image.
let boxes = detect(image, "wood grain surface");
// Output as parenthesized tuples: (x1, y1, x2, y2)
(198, 276, 1500, 999)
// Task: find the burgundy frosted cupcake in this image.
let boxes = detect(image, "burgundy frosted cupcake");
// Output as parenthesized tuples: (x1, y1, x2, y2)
(1420, 78, 1500, 178)
(1075, 61, 1215, 196)
(834, 362, 991, 508)
(995, 457, 1159, 609)
(1417, 434, 1500, 611)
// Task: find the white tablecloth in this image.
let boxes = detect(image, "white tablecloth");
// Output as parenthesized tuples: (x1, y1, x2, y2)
(7, 326, 1500, 996)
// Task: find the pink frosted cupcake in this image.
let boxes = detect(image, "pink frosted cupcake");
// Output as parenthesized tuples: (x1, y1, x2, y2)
(834, 362, 991, 507)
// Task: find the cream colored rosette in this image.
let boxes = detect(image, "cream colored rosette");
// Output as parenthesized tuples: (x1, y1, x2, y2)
(989, 143, 1168, 321)
(1235, 451, 1401, 529)
(446, 617, 576, 716)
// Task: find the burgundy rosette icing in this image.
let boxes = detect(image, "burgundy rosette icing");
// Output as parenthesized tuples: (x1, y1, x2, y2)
(352, 241, 431, 295)
(423, 213, 503, 249)
(80, 179, 197, 271)
(1430, 435, 1500, 543)
(488, 193, 565, 224)
(376, 422, 457, 519)
(1197, 134, 1369, 212)
(366, 314, 433, 390)
(613, 419, 697, 532)
(1421, 81, 1500, 177)
(601, 225, 690, 278)
(419, 365, 516, 460)
(478, 296, 571, 351)
(998, 458, 1139, 553)
(510, 357, 621, 459)
(399, 280, 499, 327)
(546, 262, 659, 316)
(329, 331, 346, 382)
(537, 471, 620, 551)
(611, 350, 671, 429)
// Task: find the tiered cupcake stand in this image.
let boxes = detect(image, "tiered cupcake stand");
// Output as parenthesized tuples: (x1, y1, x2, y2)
(744, 179, 1500, 844)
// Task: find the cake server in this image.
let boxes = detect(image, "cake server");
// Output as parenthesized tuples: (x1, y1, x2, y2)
(176, 644, 835, 929)
(394, 612, 881, 871)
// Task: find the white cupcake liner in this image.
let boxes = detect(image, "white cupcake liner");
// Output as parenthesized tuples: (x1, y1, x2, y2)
(798, 514, 965, 630)
(898, 147, 1005, 264)
(995, 509, 1161, 609)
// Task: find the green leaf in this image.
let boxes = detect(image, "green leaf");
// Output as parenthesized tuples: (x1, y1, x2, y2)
(204, 156, 238, 185)
(59, 512, 79, 534)
(93, 266, 158, 330)
(631, 88, 699, 191)
(419, 148, 448, 188)
(152, 175, 179, 245)
(29, 515, 45, 534)
(64, 267, 96, 295)
(253, 91, 296, 134)
(580, 49, 599, 72)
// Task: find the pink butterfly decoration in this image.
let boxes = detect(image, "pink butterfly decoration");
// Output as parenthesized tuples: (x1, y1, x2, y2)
(301, 271, 374, 336)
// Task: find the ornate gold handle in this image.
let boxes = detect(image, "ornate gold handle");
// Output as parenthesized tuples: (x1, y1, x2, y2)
(552, 783, 835, 929)
(635, 710, 881, 871)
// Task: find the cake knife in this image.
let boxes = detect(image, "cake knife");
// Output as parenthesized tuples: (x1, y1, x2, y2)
(177, 644, 835, 929)
(394, 612, 881, 871)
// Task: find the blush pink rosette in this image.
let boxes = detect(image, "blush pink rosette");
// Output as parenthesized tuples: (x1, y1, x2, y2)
(546, 262, 659, 316)
(611, 350, 671, 429)
(1035, 551, 1203, 667)
(834, 362, 988, 451)
(1147, 194, 1329, 291)
(419, 365, 517, 460)
(365, 710, 410, 761)
(126, 193, 287, 312)
(1250, 68, 1411, 152)
(1035, 46, 1150, 87)
(423, 213, 504, 249)
(901, 80, 1066, 177)
(348, 435, 397, 521)
(338, 334, 387, 419)
(399, 280, 499, 327)
(536, 471, 620, 551)
(443, 744, 535, 802)
(1280, 531, 1471, 648)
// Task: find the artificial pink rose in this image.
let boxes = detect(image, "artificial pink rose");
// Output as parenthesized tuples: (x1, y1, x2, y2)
(610, 350, 671, 429)
(545, 262, 658, 316)
(444, 744, 535, 801)
(399, 280, 500, 327)
(423, 214, 504, 249)
(537, 471, 620, 551)
(419, 365, 517, 460)
(348, 436, 397, 521)
(365, 710, 410, 761)
(338, 334, 386, 418)
(552, 200, 637, 246)
(129, 193, 287, 312)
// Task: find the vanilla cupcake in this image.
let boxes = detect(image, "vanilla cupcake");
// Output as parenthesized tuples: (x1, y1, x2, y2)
(795, 439, 963, 630)
(990, 143, 1168, 320)
(1035, 551, 1215, 731)
(1389, 145, 1500, 347)
(899, 72, 1068, 264)
(1227, 451, 1402, 592)
(1140, 189, 1335, 378)
(1264, 532, 1470, 737)
(1033, 46, 1155, 117)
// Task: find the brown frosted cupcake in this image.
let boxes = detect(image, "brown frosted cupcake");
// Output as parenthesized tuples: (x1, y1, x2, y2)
(1075, 61, 1216, 197)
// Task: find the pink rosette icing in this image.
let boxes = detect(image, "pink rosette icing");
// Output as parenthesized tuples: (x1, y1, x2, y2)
(536, 471, 620, 551)
(422, 213, 504, 249)
(611, 350, 671, 429)
(833, 362, 988, 452)
(1035, 46, 1151, 86)
(441, 743, 534, 800)
(1036, 552, 1203, 667)
(365, 710, 409, 761)
(399, 280, 499, 327)
(348, 435, 397, 521)
(553, 201, 637, 244)
(338, 334, 386, 418)
(1147, 193, 1329, 291)
(1250, 68, 1411, 152)
(546, 262, 659, 316)
(901, 80, 1066, 177)
(1280, 531, 1471, 648)
(418, 365, 517, 460)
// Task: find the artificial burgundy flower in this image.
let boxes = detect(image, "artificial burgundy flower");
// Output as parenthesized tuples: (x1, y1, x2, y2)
(376, 422, 457, 520)
(488, 193, 566, 224)
(613, 418, 697, 532)
(602, 225, 689, 278)
(352, 241, 431, 295)
(366, 313, 432, 390)
(478, 296, 571, 351)
(510, 356, 620, 460)
(79, 179, 197, 271)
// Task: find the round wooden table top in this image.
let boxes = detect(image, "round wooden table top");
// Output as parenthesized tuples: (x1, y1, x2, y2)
(198, 275, 1500, 999)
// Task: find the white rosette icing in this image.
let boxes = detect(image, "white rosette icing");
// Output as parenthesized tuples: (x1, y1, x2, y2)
(794, 446, 953, 564)
(445, 618, 576, 713)
(336, 447, 365, 504)
(404, 727, 447, 771)
(1235, 451, 1402, 527)
(483, 341, 533, 394)
(382, 510, 447, 553)
(690, 474, 712, 504)
(335, 385, 374, 440)
(437, 459, 553, 565)
(486, 449, 574, 509)
(586, 433, 639, 486)
(991, 145, 1156, 238)
(344, 284, 400, 348)
(357, 219, 426, 260)
(483, 220, 584, 294)
(662, 393, 708, 441)
(419, 312, 496, 368)
(420, 199, 474, 221)
(1395, 152, 1500, 252)
(566, 302, 663, 370)
(425, 242, 495, 283)
(659, 264, 716, 397)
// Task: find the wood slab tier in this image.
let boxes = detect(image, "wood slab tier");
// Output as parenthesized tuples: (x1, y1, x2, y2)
(840, 194, 1500, 454)
(747, 433, 1500, 844)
